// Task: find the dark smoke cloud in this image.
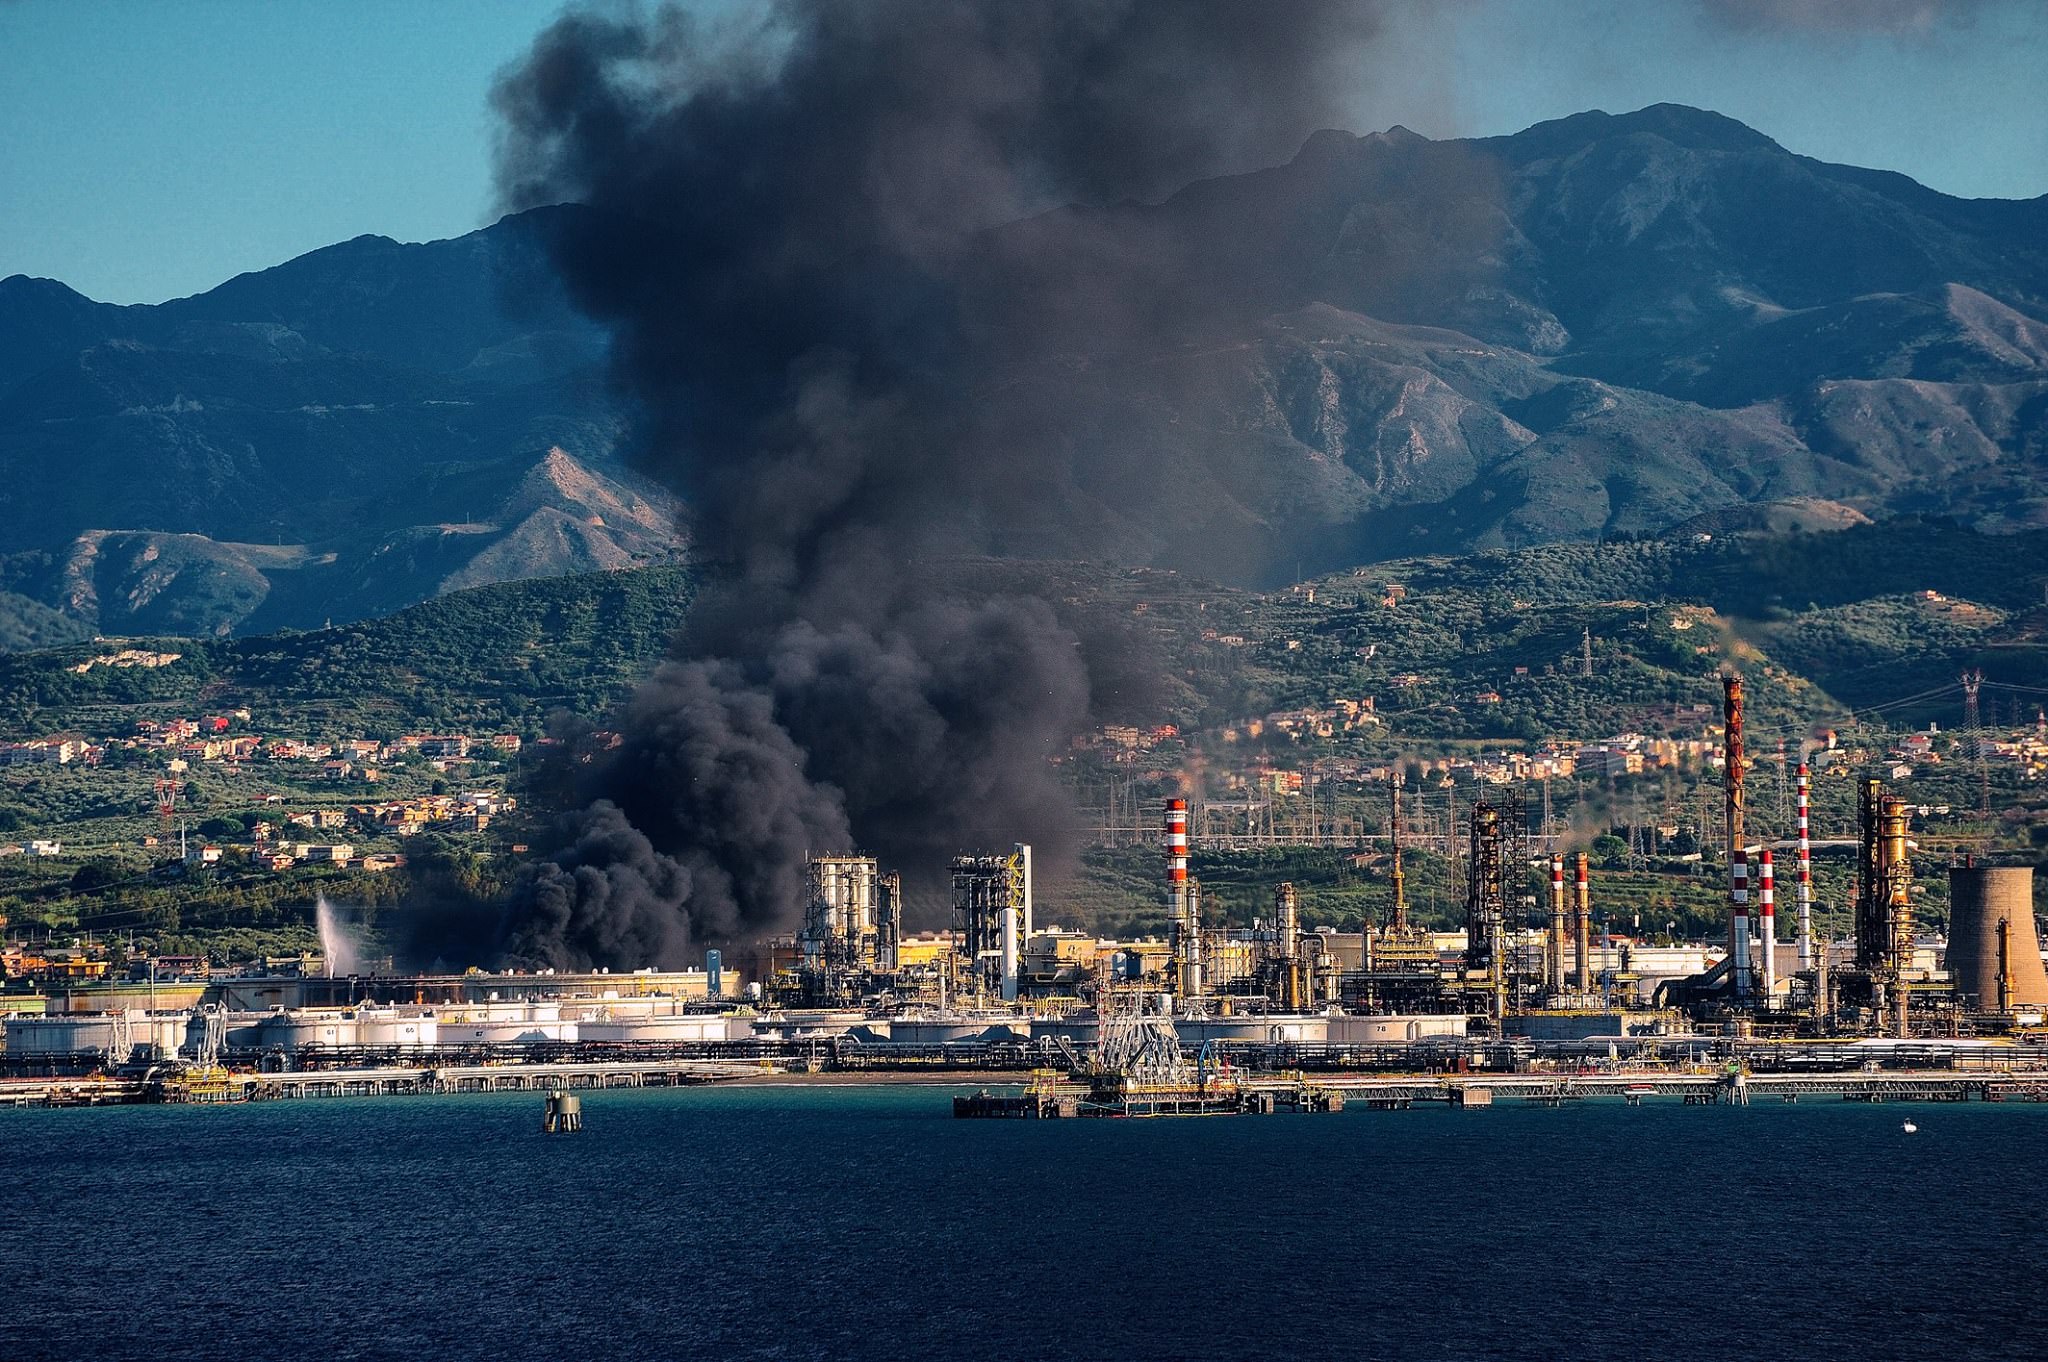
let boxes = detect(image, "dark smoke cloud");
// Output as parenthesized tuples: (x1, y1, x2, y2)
(475, 0, 1383, 968)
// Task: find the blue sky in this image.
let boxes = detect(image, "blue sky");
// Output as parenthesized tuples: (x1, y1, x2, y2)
(3, 0, 2043, 304)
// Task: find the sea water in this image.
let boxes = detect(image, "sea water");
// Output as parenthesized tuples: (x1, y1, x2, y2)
(7, 1084, 2045, 1361)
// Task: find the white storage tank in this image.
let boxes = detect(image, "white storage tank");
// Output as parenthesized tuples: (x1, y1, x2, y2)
(750, 1010, 867, 1040)
(257, 1011, 360, 1050)
(440, 1019, 577, 1045)
(1175, 1014, 1329, 1046)
(354, 1011, 438, 1048)
(1326, 1014, 1471, 1045)
(4, 1011, 188, 1056)
(578, 1015, 732, 1044)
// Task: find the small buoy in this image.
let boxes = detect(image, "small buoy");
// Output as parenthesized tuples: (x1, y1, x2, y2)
(1902, 1120, 1918, 1134)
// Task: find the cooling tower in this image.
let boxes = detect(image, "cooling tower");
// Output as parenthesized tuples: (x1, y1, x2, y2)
(1947, 867, 2048, 1009)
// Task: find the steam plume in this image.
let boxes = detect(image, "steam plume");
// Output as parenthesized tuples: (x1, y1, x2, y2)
(480, 0, 1382, 968)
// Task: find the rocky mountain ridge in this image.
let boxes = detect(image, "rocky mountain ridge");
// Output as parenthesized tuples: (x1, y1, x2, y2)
(2, 104, 2043, 639)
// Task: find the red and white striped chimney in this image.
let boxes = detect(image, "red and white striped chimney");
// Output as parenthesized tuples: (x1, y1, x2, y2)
(1574, 853, 1592, 993)
(1731, 845, 1752, 998)
(1165, 799, 1198, 997)
(1796, 763, 1813, 970)
(1165, 798, 1188, 891)
(1759, 849, 1776, 1003)
(1549, 855, 1567, 994)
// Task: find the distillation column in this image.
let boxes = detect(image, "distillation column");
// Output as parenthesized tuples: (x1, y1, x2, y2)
(1465, 802, 1508, 1023)
(1856, 781, 1916, 1036)
(1274, 882, 1302, 1010)
(1881, 793, 1914, 1038)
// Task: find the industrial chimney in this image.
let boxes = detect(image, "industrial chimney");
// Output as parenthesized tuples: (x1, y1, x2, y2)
(1723, 674, 1751, 1000)
(1548, 855, 1567, 996)
(1573, 854, 1591, 994)
(1758, 849, 1776, 1003)
(1166, 799, 1201, 999)
(1795, 763, 1814, 970)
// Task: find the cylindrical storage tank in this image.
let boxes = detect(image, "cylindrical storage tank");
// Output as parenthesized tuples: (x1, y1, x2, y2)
(258, 1012, 359, 1050)
(887, 1018, 992, 1045)
(578, 1016, 728, 1044)
(5, 1014, 115, 1055)
(1031, 1015, 1101, 1047)
(354, 1013, 438, 1048)
(1948, 867, 2048, 1007)
(750, 1010, 866, 1040)
(1175, 1015, 1329, 1046)
(441, 1020, 578, 1045)
(1327, 1014, 1471, 1045)
(139, 1014, 187, 1056)
(4, 1012, 195, 1057)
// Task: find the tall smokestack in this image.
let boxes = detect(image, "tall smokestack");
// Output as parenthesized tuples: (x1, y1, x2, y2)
(1574, 853, 1591, 994)
(1724, 674, 1750, 1000)
(1548, 855, 1567, 996)
(1759, 849, 1776, 1003)
(1389, 775, 1408, 933)
(1016, 842, 1034, 944)
(1166, 799, 1200, 999)
(1795, 763, 1813, 970)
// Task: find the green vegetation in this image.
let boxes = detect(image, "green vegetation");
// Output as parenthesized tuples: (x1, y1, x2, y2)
(0, 565, 693, 739)
(6, 521, 2048, 953)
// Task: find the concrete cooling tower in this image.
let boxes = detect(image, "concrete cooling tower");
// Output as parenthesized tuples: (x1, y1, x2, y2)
(1947, 867, 2048, 1009)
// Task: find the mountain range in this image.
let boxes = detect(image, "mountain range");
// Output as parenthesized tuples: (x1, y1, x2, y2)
(2, 103, 2043, 642)
(0, 207, 681, 647)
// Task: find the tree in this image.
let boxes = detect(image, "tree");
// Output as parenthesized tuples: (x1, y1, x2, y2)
(69, 860, 125, 893)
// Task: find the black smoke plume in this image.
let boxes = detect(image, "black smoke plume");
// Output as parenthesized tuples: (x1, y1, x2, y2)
(475, 0, 1382, 969)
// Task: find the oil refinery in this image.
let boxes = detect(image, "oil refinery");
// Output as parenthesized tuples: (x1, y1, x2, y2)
(7, 674, 2048, 1109)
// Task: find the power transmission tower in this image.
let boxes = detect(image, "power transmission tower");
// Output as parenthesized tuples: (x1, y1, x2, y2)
(1962, 669, 1989, 816)
(1581, 627, 1594, 678)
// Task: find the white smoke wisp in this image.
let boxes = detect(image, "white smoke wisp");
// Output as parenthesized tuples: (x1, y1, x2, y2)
(316, 896, 366, 978)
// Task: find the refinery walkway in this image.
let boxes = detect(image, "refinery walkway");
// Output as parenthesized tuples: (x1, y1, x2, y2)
(8, 1063, 2048, 1109)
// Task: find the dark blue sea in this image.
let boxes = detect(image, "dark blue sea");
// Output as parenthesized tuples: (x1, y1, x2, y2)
(7, 1082, 2044, 1362)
